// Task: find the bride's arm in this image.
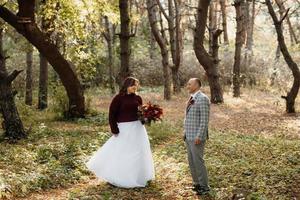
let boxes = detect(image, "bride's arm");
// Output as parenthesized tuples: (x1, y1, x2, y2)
(109, 95, 120, 134)
(137, 95, 143, 106)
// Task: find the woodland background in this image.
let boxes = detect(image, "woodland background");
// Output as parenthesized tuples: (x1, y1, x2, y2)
(0, 0, 299, 199)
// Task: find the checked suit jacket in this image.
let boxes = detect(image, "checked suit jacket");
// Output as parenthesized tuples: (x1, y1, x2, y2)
(184, 91, 210, 141)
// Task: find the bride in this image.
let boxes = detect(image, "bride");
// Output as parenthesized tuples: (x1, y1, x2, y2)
(86, 77, 155, 188)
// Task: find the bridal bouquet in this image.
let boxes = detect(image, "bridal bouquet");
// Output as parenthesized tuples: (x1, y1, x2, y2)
(138, 102, 163, 125)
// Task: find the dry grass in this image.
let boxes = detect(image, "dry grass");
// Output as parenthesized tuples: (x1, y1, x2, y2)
(6, 87, 300, 200)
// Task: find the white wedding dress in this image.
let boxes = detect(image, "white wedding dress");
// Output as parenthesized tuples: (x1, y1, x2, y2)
(86, 120, 155, 188)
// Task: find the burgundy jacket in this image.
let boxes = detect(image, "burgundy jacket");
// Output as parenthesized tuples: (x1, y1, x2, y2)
(109, 93, 143, 134)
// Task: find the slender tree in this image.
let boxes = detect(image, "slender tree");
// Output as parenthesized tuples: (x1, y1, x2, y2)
(208, 0, 217, 54)
(194, 0, 224, 103)
(157, 0, 183, 94)
(38, 1, 50, 109)
(274, 0, 298, 45)
(38, 53, 48, 109)
(118, 0, 133, 86)
(149, 27, 157, 60)
(265, 0, 300, 113)
(219, 0, 229, 44)
(147, 0, 172, 100)
(243, 0, 256, 70)
(0, 51, 27, 141)
(172, 0, 183, 93)
(233, 0, 245, 97)
(25, 44, 33, 106)
(103, 16, 116, 95)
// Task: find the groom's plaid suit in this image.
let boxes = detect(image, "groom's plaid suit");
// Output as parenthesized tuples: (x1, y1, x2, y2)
(184, 92, 210, 141)
(184, 91, 210, 191)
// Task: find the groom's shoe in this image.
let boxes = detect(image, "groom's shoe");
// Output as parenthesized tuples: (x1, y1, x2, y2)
(196, 187, 210, 196)
(192, 184, 201, 191)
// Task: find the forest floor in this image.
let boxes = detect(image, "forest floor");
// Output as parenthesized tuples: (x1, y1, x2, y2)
(1, 87, 299, 200)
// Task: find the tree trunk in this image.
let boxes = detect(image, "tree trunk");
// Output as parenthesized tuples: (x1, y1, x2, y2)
(0, 26, 5, 69)
(275, 6, 283, 61)
(244, 0, 255, 70)
(286, 16, 298, 45)
(212, 29, 223, 77)
(173, 0, 183, 94)
(266, 0, 300, 113)
(233, 0, 245, 97)
(167, 0, 183, 94)
(38, 53, 48, 109)
(149, 30, 156, 59)
(118, 0, 132, 86)
(37, 0, 51, 110)
(25, 45, 33, 106)
(147, 0, 171, 100)
(0, 53, 27, 142)
(220, 0, 229, 44)
(242, 0, 250, 74)
(171, 66, 181, 94)
(159, 11, 168, 45)
(194, 0, 224, 103)
(0, 3, 85, 117)
(274, 0, 299, 45)
(104, 16, 116, 95)
(209, 0, 217, 55)
(168, 0, 177, 93)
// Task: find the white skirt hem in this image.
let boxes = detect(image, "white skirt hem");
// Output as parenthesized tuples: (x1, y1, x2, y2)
(86, 120, 155, 188)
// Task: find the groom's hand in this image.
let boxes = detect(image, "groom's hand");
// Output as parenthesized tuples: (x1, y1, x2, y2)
(194, 137, 201, 145)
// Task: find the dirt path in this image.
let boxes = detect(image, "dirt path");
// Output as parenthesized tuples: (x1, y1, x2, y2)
(210, 90, 300, 139)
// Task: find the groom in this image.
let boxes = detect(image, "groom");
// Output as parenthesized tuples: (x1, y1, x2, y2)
(184, 78, 210, 195)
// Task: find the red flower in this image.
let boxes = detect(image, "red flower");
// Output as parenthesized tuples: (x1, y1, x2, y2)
(187, 99, 195, 108)
(138, 102, 163, 125)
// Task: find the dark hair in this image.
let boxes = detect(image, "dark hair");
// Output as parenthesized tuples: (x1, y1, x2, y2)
(119, 77, 139, 95)
(194, 78, 202, 87)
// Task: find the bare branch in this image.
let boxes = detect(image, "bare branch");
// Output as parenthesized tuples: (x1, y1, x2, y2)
(265, 0, 279, 23)
(206, 24, 212, 32)
(1, 2, 7, 7)
(156, 0, 170, 22)
(102, 32, 109, 41)
(279, 7, 290, 23)
(7, 70, 23, 83)
(213, 29, 224, 38)
(288, 7, 300, 17)
(131, 21, 138, 36)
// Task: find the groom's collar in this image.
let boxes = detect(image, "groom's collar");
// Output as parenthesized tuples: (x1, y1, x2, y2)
(191, 90, 201, 99)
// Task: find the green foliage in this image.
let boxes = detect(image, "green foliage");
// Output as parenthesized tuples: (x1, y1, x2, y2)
(0, 120, 110, 198)
(75, 113, 108, 127)
(50, 84, 69, 119)
(0, 110, 299, 200)
(156, 130, 300, 199)
(67, 127, 300, 200)
(206, 132, 299, 199)
(146, 121, 180, 147)
(49, 84, 99, 119)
